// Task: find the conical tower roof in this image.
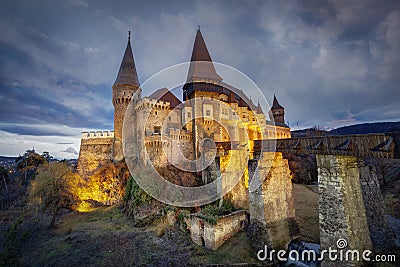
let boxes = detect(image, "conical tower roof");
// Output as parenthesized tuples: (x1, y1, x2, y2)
(257, 101, 263, 114)
(114, 31, 139, 86)
(187, 29, 222, 83)
(271, 95, 284, 110)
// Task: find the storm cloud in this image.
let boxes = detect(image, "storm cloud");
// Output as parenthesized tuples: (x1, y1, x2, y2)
(0, 0, 399, 157)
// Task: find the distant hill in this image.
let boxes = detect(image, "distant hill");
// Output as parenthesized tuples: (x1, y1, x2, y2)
(0, 156, 17, 161)
(291, 128, 328, 138)
(329, 121, 400, 135)
(291, 121, 400, 137)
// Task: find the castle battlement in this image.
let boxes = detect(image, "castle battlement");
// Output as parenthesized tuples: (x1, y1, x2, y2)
(169, 129, 192, 141)
(81, 131, 114, 139)
(134, 97, 171, 111)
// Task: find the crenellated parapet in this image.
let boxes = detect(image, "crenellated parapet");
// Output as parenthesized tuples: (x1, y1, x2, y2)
(168, 128, 192, 141)
(81, 131, 115, 139)
(112, 87, 137, 105)
(77, 130, 114, 177)
(134, 97, 172, 112)
(145, 135, 171, 147)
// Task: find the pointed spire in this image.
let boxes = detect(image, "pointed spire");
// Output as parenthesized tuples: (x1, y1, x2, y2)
(190, 28, 212, 62)
(114, 31, 139, 86)
(238, 97, 247, 107)
(271, 95, 284, 110)
(187, 28, 222, 83)
(249, 97, 256, 110)
(257, 100, 263, 114)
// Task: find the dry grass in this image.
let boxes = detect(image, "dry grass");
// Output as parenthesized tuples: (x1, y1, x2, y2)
(1, 183, 322, 266)
(4, 205, 259, 266)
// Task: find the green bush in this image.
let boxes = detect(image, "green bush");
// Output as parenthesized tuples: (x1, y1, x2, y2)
(123, 177, 134, 201)
(195, 200, 237, 225)
(177, 209, 190, 229)
(124, 177, 152, 206)
(0, 218, 24, 266)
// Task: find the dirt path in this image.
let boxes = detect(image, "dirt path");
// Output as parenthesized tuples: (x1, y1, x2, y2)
(292, 183, 320, 243)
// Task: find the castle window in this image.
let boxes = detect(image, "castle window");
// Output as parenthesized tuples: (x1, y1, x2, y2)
(187, 112, 191, 118)
(206, 110, 211, 116)
(155, 111, 158, 116)
(154, 126, 161, 134)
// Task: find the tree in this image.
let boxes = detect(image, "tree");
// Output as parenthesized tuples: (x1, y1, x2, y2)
(0, 166, 8, 193)
(41, 151, 53, 162)
(29, 161, 79, 227)
(15, 149, 47, 181)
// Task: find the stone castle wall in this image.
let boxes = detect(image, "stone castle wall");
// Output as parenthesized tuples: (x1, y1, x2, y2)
(112, 84, 140, 161)
(248, 152, 299, 250)
(77, 131, 114, 176)
(188, 210, 248, 250)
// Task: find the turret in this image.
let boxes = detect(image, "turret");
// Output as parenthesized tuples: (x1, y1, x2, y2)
(112, 31, 141, 161)
(269, 95, 285, 125)
(183, 28, 223, 100)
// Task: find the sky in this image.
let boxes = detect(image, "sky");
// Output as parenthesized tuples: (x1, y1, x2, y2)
(0, 0, 399, 158)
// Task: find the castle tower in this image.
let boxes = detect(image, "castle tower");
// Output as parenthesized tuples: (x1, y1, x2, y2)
(269, 95, 285, 125)
(112, 31, 140, 161)
(183, 28, 224, 161)
(184, 28, 222, 100)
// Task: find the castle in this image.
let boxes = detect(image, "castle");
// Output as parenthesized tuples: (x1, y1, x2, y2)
(77, 29, 290, 180)
(77, 29, 298, 250)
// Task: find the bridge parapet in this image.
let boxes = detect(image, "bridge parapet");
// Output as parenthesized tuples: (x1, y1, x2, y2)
(252, 132, 400, 159)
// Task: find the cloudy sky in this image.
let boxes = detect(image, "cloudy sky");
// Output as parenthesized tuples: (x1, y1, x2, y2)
(0, 0, 399, 158)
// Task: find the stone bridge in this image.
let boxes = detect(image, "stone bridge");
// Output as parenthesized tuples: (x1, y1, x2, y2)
(253, 132, 400, 159)
(218, 132, 400, 266)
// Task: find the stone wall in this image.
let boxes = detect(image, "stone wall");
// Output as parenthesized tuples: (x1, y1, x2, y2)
(112, 84, 140, 161)
(317, 155, 372, 267)
(221, 149, 249, 209)
(248, 152, 299, 251)
(358, 162, 394, 250)
(188, 210, 248, 250)
(317, 155, 394, 266)
(77, 135, 114, 177)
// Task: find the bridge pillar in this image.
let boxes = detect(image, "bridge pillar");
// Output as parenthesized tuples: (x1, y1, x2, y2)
(317, 155, 393, 266)
(247, 152, 299, 252)
(357, 160, 394, 251)
(221, 149, 249, 209)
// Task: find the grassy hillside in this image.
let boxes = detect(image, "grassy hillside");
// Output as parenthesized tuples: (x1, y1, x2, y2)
(0, 184, 320, 266)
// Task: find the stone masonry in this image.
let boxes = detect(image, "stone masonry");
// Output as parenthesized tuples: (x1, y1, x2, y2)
(317, 154, 394, 267)
(247, 152, 299, 251)
(187, 210, 248, 250)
